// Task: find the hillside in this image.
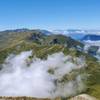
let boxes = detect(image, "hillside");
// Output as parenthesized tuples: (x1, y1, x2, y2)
(0, 29, 84, 50)
(0, 29, 100, 99)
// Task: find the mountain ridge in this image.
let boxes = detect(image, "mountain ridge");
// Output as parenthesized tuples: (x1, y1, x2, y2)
(0, 29, 100, 99)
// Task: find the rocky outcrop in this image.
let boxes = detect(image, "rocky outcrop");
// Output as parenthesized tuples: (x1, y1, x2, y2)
(69, 94, 98, 100)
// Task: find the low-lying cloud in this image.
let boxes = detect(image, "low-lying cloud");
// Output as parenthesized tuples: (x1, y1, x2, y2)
(0, 51, 87, 98)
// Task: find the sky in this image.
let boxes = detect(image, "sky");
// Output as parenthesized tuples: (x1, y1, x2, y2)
(0, 0, 100, 30)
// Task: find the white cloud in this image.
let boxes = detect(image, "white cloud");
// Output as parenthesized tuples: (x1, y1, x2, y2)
(0, 51, 87, 98)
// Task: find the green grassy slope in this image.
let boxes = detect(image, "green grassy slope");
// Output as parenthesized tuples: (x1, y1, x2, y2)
(0, 30, 100, 99)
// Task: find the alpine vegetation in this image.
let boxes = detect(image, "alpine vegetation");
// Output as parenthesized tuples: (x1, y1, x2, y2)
(0, 51, 87, 98)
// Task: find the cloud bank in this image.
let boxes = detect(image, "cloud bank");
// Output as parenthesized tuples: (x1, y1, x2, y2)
(0, 51, 87, 98)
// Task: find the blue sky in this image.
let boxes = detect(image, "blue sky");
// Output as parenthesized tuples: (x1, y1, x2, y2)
(0, 0, 100, 30)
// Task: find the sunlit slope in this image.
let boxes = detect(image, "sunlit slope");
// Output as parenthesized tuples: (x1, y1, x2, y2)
(0, 30, 100, 99)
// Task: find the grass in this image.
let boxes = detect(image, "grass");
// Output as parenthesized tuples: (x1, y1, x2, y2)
(0, 31, 100, 99)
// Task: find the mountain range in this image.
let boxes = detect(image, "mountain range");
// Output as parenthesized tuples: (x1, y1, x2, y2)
(53, 29, 100, 40)
(0, 29, 100, 100)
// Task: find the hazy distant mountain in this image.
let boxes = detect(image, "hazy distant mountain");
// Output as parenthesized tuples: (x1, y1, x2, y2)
(81, 34, 100, 41)
(53, 29, 100, 40)
(0, 28, 30, 33)
(0, 29, 52, 35)
(53, 29, 85, 40)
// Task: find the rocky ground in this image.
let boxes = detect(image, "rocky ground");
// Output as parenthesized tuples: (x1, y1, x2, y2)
(69, 94, 98, 100)
(0, 94, 98, 100)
